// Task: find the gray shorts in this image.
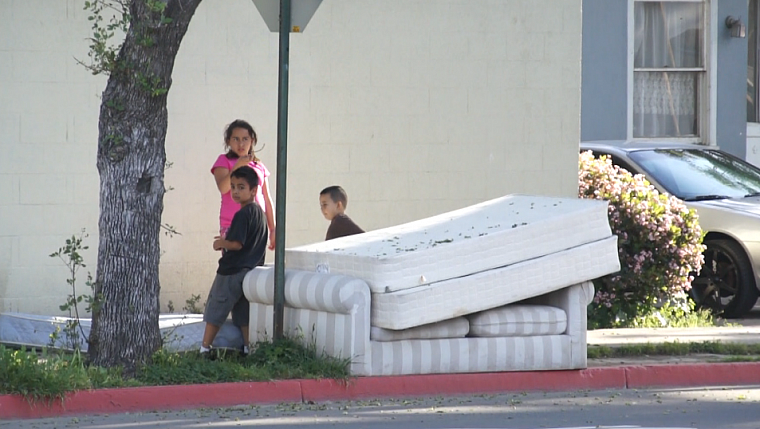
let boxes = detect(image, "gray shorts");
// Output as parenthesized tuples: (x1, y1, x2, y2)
(203, 270, 250, 327)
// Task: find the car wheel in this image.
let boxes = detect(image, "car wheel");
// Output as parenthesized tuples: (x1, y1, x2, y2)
(690, 239, 759, 318)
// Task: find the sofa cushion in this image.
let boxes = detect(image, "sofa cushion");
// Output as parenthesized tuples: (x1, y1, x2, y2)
(370, 317, 469, 342)
(467, 304, 567, 337)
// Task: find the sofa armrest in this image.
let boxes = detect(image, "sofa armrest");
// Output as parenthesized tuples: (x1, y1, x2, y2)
(243, 266, 371, 315)
(526, 281, 594, 368)
(243, 266, 373, 376)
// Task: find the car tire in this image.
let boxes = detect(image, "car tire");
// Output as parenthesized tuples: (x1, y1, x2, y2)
(690, 239, 759, 318)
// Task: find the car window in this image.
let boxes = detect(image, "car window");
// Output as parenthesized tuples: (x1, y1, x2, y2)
(608, 157, 638, 176)
(628, 149, 760, 200)
(582, 149, 640, 175)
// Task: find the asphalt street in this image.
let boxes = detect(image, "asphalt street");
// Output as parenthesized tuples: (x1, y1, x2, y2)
(4, 386, 759, 429)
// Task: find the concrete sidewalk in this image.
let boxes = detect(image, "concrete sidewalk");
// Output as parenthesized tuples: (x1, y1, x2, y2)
(586, 311, 760, 367)
(587, 324, 760, 368)
(589, 306, 760, 347)
(588, 324, 760, 347)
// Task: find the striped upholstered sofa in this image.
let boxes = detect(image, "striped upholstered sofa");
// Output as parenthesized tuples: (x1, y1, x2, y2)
(243, 266, 594, 376)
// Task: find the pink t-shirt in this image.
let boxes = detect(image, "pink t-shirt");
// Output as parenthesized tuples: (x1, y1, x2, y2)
(211, 154, 270, 228)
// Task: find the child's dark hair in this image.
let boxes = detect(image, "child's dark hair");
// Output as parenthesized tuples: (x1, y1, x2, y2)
(231, 166, 260, 190)
(224, 119, 259, 162)
(320, 185, 348, 207)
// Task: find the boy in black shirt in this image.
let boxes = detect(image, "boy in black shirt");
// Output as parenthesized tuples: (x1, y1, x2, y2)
(201, 166, 268, 355)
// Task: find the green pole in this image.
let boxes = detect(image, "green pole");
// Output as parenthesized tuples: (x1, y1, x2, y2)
(273, 0, 291, 340)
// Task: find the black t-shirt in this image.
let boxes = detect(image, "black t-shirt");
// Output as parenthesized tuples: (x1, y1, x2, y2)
(217, 203, 268, 275)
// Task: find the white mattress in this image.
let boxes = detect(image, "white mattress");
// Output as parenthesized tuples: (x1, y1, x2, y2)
(0, 313, 244, 352)
(286, 195, 612, 293)
(371, 235, 619, 330)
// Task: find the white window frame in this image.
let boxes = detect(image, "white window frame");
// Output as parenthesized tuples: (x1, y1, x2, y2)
(626, 0, 717, 144)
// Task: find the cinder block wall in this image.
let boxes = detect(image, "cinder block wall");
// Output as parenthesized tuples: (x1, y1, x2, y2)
(0, 0, 582, 315)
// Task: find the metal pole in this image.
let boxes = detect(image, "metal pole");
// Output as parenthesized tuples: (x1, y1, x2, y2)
(273, 0, 290, 340)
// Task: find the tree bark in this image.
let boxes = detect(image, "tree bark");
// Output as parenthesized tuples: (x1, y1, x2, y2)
(89, 0, 202, 373)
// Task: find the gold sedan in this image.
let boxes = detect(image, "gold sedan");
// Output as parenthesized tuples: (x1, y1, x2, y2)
(581, 141, 760, 318)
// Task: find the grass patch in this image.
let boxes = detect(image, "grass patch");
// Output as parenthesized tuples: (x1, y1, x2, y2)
(720, 355, 760, 363)
(137, 336, 350, 386)
(0, 335, 351, 402)
(0, 347, 132, 403)
(246, 335, 351, 380)
(587, 341, 760, 359)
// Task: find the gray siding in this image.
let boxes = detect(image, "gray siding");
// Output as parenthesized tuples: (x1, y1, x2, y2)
(582, 0, 750, 160)
(581, 0, 628, 142)
(717, 0, 749, 158)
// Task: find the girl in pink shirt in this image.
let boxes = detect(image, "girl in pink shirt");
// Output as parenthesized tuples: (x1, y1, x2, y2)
(211, 119, 275, 250)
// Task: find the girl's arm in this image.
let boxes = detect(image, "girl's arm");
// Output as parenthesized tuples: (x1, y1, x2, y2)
(262, 177, 276, 250)
(213, 156, 252, 194)
(213, 167, 232, 194)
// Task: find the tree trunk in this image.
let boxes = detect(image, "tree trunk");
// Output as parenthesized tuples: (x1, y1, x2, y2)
(89, 0, 202, 373)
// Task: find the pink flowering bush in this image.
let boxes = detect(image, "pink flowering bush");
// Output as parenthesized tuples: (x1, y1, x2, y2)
(579, 151, 705, 328)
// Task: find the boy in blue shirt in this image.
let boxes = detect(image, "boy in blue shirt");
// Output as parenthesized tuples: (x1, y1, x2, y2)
(200, 166, 268, 355)
(319, 185, 364, 240)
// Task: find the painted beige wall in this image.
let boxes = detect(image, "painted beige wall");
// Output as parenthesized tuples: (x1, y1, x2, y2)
(0, 0, 582, 315)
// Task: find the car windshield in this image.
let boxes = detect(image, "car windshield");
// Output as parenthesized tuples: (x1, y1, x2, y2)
(627, 149, 760, 201)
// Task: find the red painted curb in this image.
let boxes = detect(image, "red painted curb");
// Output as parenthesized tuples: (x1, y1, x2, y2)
(300, 367, 628, 402)
(0, 380, 303, 420)
(625, 361, 760, 389)
(4, 363, 760, 420)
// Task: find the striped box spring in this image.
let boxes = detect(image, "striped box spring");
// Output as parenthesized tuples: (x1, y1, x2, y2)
(244, 268, 593, 375)
(369, 335, 573, 375)
(243, 267, 594, 376)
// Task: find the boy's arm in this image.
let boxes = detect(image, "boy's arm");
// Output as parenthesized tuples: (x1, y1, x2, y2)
(213, 237, 243, 251)
(218, 207, 251, 251)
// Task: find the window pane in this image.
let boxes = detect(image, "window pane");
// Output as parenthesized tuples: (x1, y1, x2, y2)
(633, 71, 699, 137)
(634, 1, 703, 68)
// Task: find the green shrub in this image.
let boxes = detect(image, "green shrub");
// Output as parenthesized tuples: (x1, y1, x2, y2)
(579, 151, 705, 328)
